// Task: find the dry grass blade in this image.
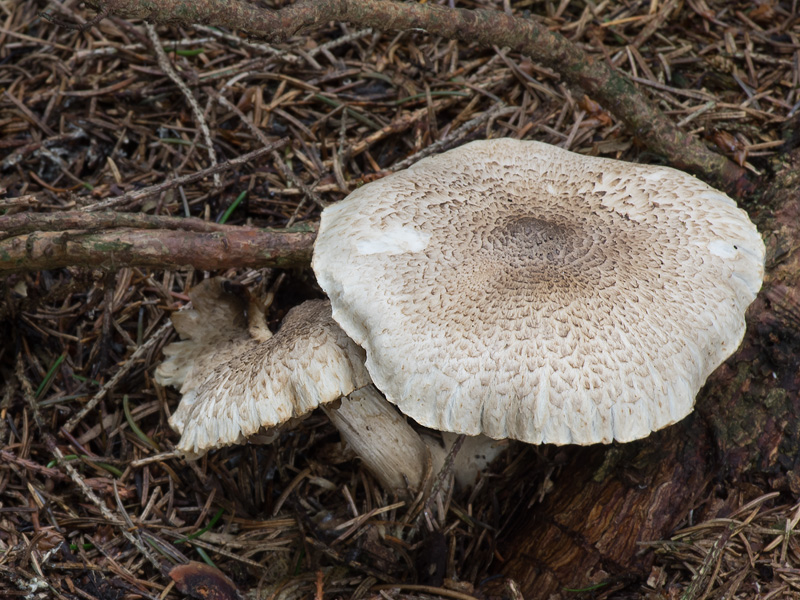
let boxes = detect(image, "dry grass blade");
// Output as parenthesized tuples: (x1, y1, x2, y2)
(644, 493, 800, 600)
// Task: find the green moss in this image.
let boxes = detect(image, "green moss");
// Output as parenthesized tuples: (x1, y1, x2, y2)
(592, 446, 624, 483)
(764, 388, 788, 410)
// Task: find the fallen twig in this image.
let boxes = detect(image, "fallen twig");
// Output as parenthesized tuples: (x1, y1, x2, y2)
(80, 140, 289, 212)
(0, 223, 316, 275)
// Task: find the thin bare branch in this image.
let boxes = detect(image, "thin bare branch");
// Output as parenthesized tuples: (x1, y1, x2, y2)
(0, 211, 242, 240)
(80, 140, 289, 212)
(145, 22, 221, 187)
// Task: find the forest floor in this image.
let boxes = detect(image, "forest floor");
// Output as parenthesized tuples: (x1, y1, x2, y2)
(1, 0, 800, 598)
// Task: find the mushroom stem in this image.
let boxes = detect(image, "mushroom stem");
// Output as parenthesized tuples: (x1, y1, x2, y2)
(425, 432, 507, 490)
(323, 385, 431, 497)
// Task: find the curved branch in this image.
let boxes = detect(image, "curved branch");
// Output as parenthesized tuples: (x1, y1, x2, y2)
(86, 0, 752, 195)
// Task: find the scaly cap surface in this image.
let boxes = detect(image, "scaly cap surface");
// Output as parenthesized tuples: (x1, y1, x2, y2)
(157, 285, 370, 457)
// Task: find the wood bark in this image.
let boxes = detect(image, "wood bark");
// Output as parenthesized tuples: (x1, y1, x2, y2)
(496, 146, 800, 597)
(0, 212, 316, 274)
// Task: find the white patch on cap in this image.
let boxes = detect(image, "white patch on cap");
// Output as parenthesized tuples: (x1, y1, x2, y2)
(707, 239, 738, 259)
(356, 226, 430, 255)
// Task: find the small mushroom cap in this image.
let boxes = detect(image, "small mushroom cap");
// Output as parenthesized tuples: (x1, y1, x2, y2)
(155, 278, 251, 394)
(312, 138, 766, 445)
(157, 284, 370, 457)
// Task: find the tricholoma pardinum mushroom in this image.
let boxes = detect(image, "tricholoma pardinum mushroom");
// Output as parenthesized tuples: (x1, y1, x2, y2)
(159, 138, 765, 494)
(155, 279, 431, 495)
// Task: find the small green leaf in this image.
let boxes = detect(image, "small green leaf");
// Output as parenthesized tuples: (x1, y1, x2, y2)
(195, 547, 216, 568)
(36, 353, 66, 399)
(219, 191, 247, 224)
(563, 581, 609, 592)
(175, 508, 225, 544)
(172, 48, 205, 57)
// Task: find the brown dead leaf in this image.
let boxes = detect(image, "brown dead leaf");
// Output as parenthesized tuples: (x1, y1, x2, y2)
(170, 562, 241, 600)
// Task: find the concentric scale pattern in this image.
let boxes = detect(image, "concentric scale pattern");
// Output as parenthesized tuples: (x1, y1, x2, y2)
(313, 139, 765, 445)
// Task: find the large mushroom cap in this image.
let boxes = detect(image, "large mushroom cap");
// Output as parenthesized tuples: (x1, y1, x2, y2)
(312, 138, 766, 445)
